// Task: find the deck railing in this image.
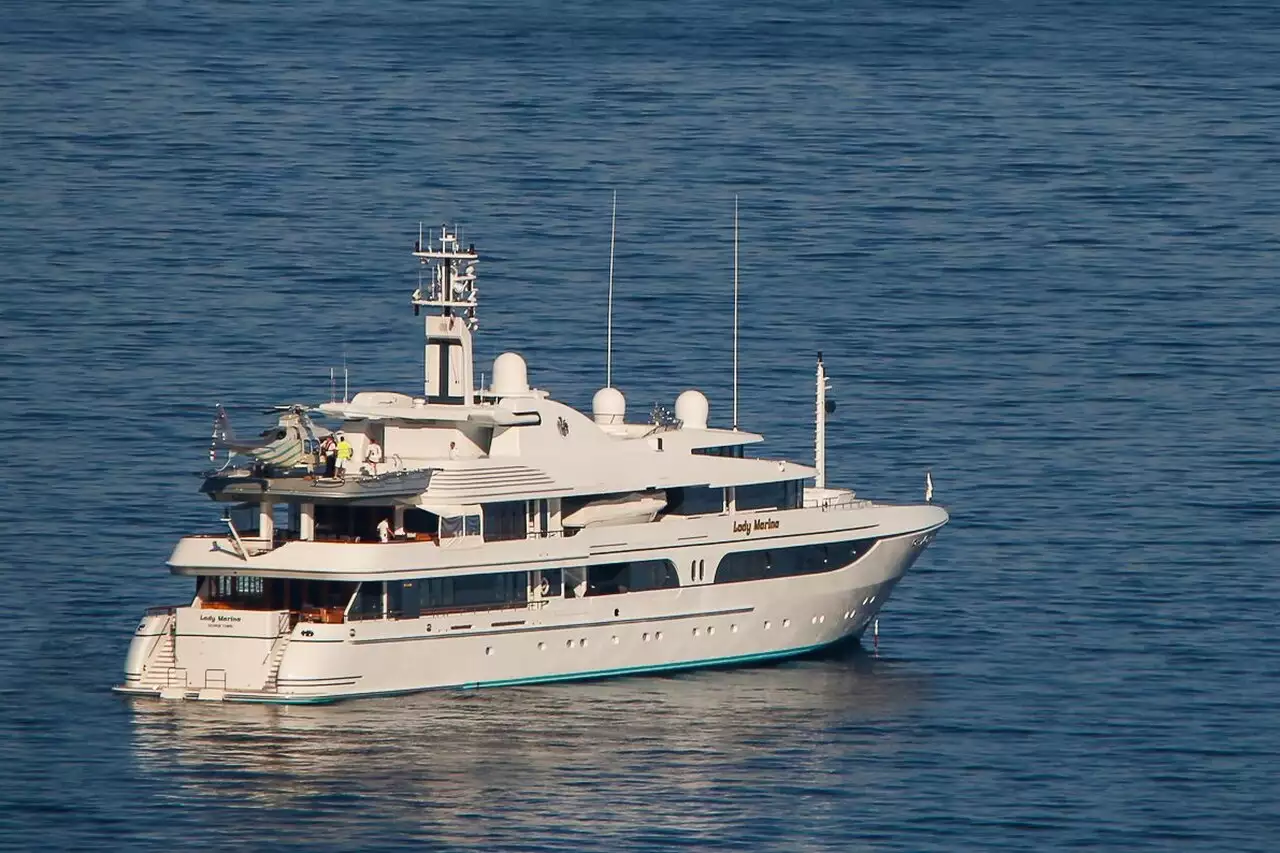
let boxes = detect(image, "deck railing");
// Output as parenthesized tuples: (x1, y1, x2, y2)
(803, 492, 871, 511)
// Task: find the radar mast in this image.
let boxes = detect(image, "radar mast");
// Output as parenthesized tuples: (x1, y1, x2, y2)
(411, 225, 479, 405)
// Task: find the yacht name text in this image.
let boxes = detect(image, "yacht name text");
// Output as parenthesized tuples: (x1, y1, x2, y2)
(199, 614, 242, 626)
(733, 518, 780, 536)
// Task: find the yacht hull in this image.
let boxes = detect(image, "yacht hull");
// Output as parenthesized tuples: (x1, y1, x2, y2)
(116, 525, 939, 704)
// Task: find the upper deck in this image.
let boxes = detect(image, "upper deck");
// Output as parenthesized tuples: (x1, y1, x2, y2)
(186, 223, 939, 581)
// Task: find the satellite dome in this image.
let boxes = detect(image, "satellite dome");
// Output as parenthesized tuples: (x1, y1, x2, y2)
(592, 387, 626, 425)
(674, 389, 709, 430)
(491, 352, 530, 396)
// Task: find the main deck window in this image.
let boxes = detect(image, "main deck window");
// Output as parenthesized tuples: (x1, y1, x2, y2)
(585, 559, 680, 596)
(200, 576, 357, 617)
(349, 582, 384, 621)
(206, 575, 268, 607)
(714, 538, 877, 584)
(386, 570, 530, 618)
(348, 558, 683, 620)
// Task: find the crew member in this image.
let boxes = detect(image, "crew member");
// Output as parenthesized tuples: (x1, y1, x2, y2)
(336, 432, 353, 477)
(319, 433, 337, 478)
(364, 438, 384, 475)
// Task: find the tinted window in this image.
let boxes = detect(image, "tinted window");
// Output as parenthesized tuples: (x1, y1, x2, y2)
(388, 579, 420, 619)
(735, 480, 803, 512)
(692, 445, 744, 458)
(586, 559, 680, 595)
(454, 571, 526, 607)
(533, 569, 562, 597)
(203, 576, 355, 612)
(349, 582, 384, 621)
(714, 539, 877, 584)
(483, 501, 527, 542)
(666, 486, 724, 516)
(403, 508, 438, 535)
(408, 571, 529, 613)
(313, 505, 385, 541)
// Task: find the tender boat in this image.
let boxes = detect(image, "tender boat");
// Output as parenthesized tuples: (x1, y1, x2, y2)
(116, 224, 948, 703)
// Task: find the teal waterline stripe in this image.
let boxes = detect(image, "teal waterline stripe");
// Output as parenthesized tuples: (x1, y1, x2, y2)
(224, 637, 846, 705)
(468, 641, 835, 690)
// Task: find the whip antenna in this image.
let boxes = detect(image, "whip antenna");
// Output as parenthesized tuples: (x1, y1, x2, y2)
(607, 190, 617, 388)
(733, 194, 740, 429)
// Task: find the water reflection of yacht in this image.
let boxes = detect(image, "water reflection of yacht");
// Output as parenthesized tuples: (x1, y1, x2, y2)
(117, 224, 948, 703)
(127, 647, 927, 844)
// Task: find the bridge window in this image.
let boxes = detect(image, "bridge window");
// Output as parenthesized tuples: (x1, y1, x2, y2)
(665, 486, 724, 516)
(692, 445, 745, 458)
(735, 480, 803, 512)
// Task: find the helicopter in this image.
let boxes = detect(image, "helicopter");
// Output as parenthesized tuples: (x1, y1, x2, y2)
(207, 403, 330, 473)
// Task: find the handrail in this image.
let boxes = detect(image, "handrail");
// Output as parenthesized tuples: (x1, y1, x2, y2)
(222, 517, 249, 560)
(803, 494, 870, 511)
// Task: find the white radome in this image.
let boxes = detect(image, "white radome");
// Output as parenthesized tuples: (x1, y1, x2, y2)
(491, 352, 529, 396)
(592, 386, 626, 425)
(675, 389, 709, 430)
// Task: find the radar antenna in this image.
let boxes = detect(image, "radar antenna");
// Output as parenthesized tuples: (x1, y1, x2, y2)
(411, 225, 479, 330)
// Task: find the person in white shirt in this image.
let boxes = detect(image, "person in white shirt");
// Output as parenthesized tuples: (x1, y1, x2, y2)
(377, 517, 391, 543)
(364, 438, 384, 475)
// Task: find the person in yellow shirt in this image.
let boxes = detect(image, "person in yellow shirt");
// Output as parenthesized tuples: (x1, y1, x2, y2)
(335, 432, 353, 479)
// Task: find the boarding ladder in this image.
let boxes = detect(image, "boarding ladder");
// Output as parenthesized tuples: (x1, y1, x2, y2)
(262, 612, 293, 692)
(138, 612, 184, 690)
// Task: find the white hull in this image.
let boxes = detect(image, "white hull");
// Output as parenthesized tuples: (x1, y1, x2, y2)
(117, 521, 941, 704)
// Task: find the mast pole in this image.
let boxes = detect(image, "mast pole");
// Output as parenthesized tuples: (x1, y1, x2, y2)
(816, 352, 826, 489)
(607, 190, 617, 388)
(733, 194, 739, 430)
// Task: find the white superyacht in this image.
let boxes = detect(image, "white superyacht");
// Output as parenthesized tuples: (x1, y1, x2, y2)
(117, 225, 948, 704)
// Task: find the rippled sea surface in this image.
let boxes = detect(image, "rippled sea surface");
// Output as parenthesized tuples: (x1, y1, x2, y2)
(3, 1, 1279, 849)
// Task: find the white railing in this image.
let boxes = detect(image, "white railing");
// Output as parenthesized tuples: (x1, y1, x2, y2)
(803, 491, 870, 511)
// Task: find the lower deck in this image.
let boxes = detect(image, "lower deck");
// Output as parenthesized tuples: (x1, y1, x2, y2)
(119, 526, 940, 703)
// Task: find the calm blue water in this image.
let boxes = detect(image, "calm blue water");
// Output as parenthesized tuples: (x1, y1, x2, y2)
(3, 1, 1279, 849)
